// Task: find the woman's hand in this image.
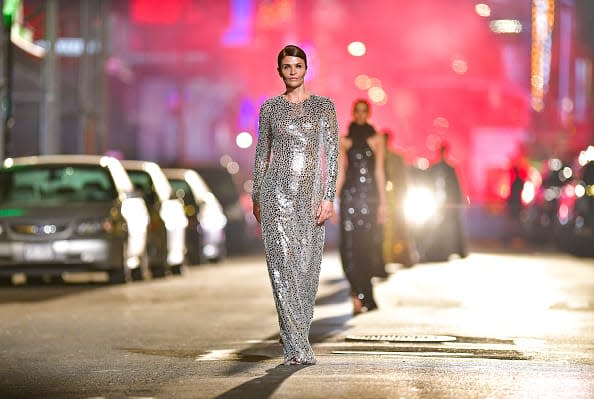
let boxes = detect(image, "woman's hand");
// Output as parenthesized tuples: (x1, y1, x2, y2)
(377, 202, 387, 224)
(316, 200, 334, 225)
(253, 202, 261, 224)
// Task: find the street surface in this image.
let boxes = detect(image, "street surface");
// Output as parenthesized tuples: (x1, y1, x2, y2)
(1, 249, 593, 398)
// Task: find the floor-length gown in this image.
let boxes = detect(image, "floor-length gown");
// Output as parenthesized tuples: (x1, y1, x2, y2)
(339, 122, 381, 311)
(252, 94, 338, 365)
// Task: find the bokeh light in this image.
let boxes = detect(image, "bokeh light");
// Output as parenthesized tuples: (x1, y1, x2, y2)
(235, 131, 253, 149)
(226, 161, 240, 175)
(347, 41, 366, 56)
(368, 86, 387, 104)
(475, 3, 491, 17)
(354, 74, 372, 90)
(219, 154, 232, 167)
(452, 58, 468, 74)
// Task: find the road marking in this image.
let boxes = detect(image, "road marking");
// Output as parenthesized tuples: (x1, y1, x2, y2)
(89, 369, 121, 373)
(196, 349, 237, 361)
(332, 350, 476, 358)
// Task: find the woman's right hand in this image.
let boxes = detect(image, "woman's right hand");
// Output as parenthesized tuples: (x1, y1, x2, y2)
(253, 202, 261, 224)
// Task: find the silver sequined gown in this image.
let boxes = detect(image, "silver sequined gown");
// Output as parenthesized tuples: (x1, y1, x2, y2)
(252, 94, 339, 365)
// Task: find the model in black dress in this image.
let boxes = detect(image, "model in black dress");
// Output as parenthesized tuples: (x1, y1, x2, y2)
(336, 100, 386, 315)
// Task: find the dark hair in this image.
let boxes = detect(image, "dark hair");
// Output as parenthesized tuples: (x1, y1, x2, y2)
(352, 98, 371, 112)
(277, 45, 308, 71)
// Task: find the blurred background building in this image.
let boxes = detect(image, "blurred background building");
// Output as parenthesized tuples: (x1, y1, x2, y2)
(1, 0, 593, 243)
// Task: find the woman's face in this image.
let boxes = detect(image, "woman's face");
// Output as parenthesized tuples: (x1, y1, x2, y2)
(353, 102, 369, 124)
(279, 56, 307, 89)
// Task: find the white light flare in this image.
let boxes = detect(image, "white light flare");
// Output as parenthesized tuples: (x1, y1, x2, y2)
(347, 41, 366, 57)
(235, 131, 253, 149)
(475, 3, 491, 17)
(489, 19, 522, 34)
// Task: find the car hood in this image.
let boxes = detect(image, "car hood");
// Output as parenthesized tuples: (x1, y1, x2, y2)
(0, 201, 117, 223)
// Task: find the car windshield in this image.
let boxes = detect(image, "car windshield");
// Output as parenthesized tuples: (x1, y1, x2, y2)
(126, 170, 159, 205)
(195, 167, 238, 207)
(0, 164, 118, 204)
(169, 179, 197, 205)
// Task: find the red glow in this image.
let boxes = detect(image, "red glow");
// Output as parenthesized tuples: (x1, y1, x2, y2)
(131, 0, 184, 24)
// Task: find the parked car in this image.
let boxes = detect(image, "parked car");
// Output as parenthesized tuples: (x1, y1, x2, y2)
(555, 148, 594, 257)
(522, 158, 570, 243)
(403, 163, 466, 262)
(163, 168, 227, 264)
(120, 160, 187, 276)
(0, 155, 150, 284)
(195, 166, 249, 254)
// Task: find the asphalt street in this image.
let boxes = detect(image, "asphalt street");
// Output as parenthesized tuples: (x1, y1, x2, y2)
(0, 249, 593, 398)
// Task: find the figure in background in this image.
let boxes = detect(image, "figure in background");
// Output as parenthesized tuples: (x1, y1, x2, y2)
(335, 99, 386, 315)
(381, 130, 417, 268)
(504, 164, 525, 246)
(427, 142, 467, 259)
(252, 45, 338, 366)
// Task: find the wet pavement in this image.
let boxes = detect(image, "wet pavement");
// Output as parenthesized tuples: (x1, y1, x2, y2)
(0, 249, 593, 398)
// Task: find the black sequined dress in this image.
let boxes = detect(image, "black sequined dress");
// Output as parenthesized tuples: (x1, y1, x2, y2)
(339, 122, 381, 310)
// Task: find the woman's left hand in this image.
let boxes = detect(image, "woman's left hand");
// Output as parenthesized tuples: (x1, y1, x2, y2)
(316, 200, 334, 225)
(377, 202, 387, 224)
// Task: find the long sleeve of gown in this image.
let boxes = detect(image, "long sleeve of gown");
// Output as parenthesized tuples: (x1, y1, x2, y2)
(323, 100, 339, 201)
(252, 101, 272, 204)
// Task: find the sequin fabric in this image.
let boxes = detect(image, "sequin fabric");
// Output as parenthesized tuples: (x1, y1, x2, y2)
(252, 94, 339, 365)
(339, 124, 380, 310)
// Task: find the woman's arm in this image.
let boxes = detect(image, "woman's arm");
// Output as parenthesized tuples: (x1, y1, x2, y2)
(335, 137, 349, 199)
(252, 101, 273, 223)
(322, 100, 339, 202)
(317, 99, 339, 224)
(371, 134, 387, 223)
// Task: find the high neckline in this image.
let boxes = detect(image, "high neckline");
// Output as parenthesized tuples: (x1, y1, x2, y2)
(281, 94, 313, 105)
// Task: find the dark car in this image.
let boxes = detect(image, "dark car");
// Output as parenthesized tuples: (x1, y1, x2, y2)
(403, 163, 466, 262)
(195, 166, 249, 255)
(120, 160, 188, 277)
(523, 158, 572, 243)
(0, 155, 150, 284)
(555, 148, 594, 257)
(163, 168, 227, 264)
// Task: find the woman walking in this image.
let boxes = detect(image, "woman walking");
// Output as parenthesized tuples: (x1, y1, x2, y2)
(336, 99, 386, 315)
(252, 45, 339, 365)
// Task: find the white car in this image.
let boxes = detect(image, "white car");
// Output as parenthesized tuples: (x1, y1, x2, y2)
(0, 155, 150, 284)
(120, 160, 188, 276)
(163, 168, 227, 264)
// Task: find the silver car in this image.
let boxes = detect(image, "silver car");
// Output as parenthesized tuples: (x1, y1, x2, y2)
(163, 168, 227, 264)
(0, 155, 150, 284)
(120, 160, 188, 276)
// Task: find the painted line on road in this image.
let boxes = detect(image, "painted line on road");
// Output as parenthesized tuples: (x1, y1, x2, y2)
(88, 369, 121, 373)
(332, 350, 476, 358)
(196, 349, 237, 361)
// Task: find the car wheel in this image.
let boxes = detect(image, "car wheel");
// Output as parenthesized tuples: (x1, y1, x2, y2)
(109, 265, 131, 284)
(151, 263, 168, 278)
(0, 276, 13, 286)
(109, 242, 132, 284)
(27, 275, 46, 285)
(170, 264, 184, 275)
(131, 251, 150, 281)
(187, 247, 203, 266)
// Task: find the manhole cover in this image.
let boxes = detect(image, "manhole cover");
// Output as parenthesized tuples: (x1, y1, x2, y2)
(346, 335, 457, 343)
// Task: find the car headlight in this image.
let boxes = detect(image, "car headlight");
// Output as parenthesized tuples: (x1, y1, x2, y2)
(403, 186, 438, 225)
(121, 197, 149, 234)
(201, 211, 227, 231)
(160, 200, 188, 230)
(76, 219, 113, 235)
